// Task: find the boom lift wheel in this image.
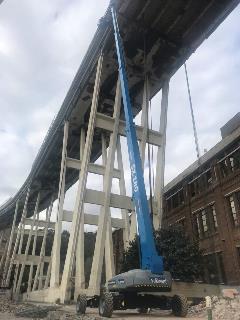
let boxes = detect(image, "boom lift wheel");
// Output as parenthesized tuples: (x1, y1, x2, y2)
(99, 291, 114, 318)
(171, 295, 188, 317)
(76, 294, 87, 314)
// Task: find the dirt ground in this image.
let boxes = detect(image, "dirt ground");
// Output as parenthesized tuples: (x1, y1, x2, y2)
(0, 304, 206, 320)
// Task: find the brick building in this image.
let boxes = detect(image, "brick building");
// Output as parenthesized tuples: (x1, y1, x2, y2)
(163, 113, 240, 285)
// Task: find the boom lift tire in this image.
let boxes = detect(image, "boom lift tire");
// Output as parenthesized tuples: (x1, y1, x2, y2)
(171, 295, 188, 317)
(99, 292, 114, 318)
(76, 294, 87, 314)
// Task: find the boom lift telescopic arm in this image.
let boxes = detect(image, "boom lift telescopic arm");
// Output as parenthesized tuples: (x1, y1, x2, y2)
(111, 8, 163, 274)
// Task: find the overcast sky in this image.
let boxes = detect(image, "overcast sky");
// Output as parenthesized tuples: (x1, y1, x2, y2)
(0, 1, 239, 210)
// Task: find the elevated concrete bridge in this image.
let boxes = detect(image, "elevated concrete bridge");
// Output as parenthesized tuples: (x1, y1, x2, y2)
(0, 0, 239, 304)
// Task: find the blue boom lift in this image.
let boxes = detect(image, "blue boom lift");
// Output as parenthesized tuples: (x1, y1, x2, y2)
(76, 7, 188, 318)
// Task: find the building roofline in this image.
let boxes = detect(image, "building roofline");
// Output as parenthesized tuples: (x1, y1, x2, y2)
(164, 125, 240, 193)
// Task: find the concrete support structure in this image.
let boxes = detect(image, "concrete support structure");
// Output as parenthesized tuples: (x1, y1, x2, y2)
(154, 78, 170, 229)
(3, 201, 19, 279)
(140, 76, 150, 167)
(6, 187, 30, 287)
(0, 62, 168, 303)
(0, 229, 11, 273)
(74, 127, 85, 300)
(50, 121, 69, 288)
(15, 192, 41, 295)
(88, 79, 121, 295)
(32, 197, 53, 291)
(60, 54, 104, 302)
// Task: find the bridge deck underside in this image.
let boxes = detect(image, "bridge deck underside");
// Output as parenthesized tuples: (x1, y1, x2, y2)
(0, 0, 239, 228)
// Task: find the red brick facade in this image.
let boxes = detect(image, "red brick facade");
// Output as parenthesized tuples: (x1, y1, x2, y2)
(163, 129, 240, 285)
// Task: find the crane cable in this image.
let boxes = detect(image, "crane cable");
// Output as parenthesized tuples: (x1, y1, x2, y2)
(184, 63, 201, 161)
(184, 62, 220, 283)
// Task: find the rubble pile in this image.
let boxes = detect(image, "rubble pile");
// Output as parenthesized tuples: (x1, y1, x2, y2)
(0, 295, 22, 314)
(15, 305, 59, 318)
(47, 311, 100, 320)
(188, 289, 240, 319)
(0, 294, 59, 318)
(188, 300, 206, 318)
(212, 294, 240, 320)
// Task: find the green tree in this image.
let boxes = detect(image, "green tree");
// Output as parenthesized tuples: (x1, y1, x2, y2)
(121, 226, 204, 282)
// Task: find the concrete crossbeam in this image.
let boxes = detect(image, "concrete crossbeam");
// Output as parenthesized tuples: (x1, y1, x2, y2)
(66, 158, 121, 179)
(14, 229, 45, 237)
(84, 189, 133, 210)
(62, 210, 125, 228)
(24, 218, 55, 229)
(14, 254, 51, 265)
(95, 112, 163, 147)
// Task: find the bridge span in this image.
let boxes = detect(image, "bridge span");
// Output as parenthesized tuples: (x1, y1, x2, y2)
(0, 0, 239, 304)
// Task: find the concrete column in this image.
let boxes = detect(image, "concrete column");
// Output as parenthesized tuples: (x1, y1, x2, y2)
(27, 210, 40, 292)
(38, 247, 45, 290)
(44, 257, 52, 289)
(0, 231, 4, 254)
(88, 79, 121, 295)
(3, 201, 19, 281)
(154, 78, 169, 229)
(74, 128, 86, 300)
(6, 187, 30, 287)
(116, 137, 130, 248)
(129, 211, 137, 242)
(32, 197, 53, 291)
(13, 209, 29, 294)
(140, 75, 149, 167)
(50, 121, 69, 288)
(101, 133, 115, 282)
(15, 192, 41, 295)
(60, 54, 103, 303)
(0, 230, 9, 274)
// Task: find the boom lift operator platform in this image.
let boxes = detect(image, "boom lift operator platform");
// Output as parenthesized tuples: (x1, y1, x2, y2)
(76, 8, 188, 318)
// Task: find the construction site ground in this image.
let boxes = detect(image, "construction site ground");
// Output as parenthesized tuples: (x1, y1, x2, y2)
(0, 305, 205, 320)
(0, 292, 240, 320)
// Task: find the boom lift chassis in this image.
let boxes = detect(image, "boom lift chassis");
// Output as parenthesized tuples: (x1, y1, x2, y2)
(76, 7, 188, 318)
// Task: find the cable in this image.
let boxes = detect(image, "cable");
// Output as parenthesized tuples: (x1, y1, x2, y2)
(184, 62, 221, 284)
(184, 63, 201, 161)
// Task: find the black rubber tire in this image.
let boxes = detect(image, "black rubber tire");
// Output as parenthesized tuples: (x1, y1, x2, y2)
(172, 295, 188, 317)
(99, 292, 114, 318)
(137, 308, 148, 314)
(76, 294, 87, 314)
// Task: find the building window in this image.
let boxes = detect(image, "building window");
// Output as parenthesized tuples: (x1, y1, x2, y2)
(173, 218, 185, 230)
(212, 205, 218, 230)
(165, 188, 185, 213)
(193, 204, 218, 238)
(201, 210, 208, 233)
(204, 252, 226, 284)
(206, 169, 213, 186)
(219, 146, 240, 178)
(219, 159, 229, 178)
(193, 214, 200, 238)
(188, 167, 215, 198)
(228, 194, 239, 226)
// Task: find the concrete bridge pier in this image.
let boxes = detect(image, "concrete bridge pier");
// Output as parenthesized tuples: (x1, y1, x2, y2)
(0, 53, 169, 303)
